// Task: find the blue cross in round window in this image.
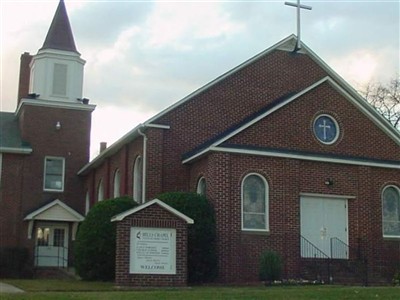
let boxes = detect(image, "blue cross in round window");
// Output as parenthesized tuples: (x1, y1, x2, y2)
(313, 115, 339, 144)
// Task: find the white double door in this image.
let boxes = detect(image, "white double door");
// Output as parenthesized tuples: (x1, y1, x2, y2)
(35, 223, 69, 267)
(300, 196, 348, 259)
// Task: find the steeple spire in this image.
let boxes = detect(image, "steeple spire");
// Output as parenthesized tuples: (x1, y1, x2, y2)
(40, 0, 79, 54)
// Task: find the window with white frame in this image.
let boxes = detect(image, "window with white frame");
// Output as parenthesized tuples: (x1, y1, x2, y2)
(114, 169, 121, 198)
(85, 191, 90, 215)
(98, 180, 104, 202)
(197, 177, 206, 196)
(382, 185, 400, 238)
(44, 157, 65, 191)
(52, 63, 68, 96)
(241, 173, 269, 231)
(133, 156, 142, 204)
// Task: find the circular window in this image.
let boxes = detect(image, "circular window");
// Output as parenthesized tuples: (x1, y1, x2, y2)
(313, 114, 339, 144)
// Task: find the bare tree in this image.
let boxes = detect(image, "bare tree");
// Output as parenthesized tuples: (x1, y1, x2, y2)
(361, 77, 400, 130)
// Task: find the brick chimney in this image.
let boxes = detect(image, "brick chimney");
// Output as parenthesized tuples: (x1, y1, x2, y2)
(100, 142, 107, 153)
(17, 52, 33, 105)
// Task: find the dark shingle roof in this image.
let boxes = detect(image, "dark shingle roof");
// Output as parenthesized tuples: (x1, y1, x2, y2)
(0, 112, 31, 151)
(40, 0, 79, 54)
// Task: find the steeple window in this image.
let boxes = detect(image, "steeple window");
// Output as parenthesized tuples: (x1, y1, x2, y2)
(52, 63, 67, 96)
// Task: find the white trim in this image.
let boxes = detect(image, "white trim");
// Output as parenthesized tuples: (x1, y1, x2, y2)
(382, 185, 400, 238)
(207, 146, 400, 170)
(196, 176, 206, 195)
(24, 199, 84, 221)
(145, 123, 171, 129)
(97, 179, 104, 201)
(300, 193, 356, 200)
(16, 99, 95, 117)
(43, 156, 65, 192)
(241, 173, 269, 232)
(111, 198, 194, 224)
(0, 147, 33, 154)
(313, 114, 340, 145)
(145, 35, 297, 126)
(113, 169, 121, 198)
(133, 156, 143, 204)
(182, 76, 400, 164)
(78, 123, 169, 176)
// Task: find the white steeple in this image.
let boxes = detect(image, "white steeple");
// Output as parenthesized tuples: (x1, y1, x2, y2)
(29, 0, 85, 104)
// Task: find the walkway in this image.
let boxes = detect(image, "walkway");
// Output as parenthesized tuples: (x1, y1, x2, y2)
(0, 282, 24, 293)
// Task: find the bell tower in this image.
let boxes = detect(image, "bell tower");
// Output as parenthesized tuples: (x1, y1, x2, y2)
(15, 0, 95, 217)
(29, 0, 85, 103)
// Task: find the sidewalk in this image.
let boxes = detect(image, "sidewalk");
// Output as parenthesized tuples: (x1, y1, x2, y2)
(0, 282, 24, 293)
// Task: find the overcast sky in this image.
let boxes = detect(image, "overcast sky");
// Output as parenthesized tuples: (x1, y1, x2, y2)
(1, 0, 399, 158)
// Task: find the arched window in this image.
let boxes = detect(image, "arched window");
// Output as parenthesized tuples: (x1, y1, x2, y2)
(114, 169, 121, 198)
(133, 156, 143, 204)
(241, 173, 269, 231)
(382, 185, 400, 237)
(197, 177, 206, 196)
(85, 191, 90, 215)
(98, 180, 104, 202)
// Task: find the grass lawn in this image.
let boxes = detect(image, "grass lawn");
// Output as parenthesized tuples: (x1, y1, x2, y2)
(1, 279, 399, 300)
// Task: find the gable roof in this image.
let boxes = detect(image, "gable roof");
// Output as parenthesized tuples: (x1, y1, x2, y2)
(182, 76, 400, 164)
(79, 35, 399, 174)
(0, 112, 32, 154)
(111, 199, 194, 224)
(40, 0, 79, 54)
(24, 199, 84, 222)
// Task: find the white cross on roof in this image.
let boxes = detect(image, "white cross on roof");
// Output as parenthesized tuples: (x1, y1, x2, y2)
(285, 0, 312, 51)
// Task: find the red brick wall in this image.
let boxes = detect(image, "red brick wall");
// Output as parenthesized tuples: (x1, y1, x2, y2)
(0, 102, 92, 263)
(201, 151, 399, 283)
(115, 204, 189, 287)
(0, 154, 25, 247)
(83, 49, 399, 284)
(17, 104, 92, 216)
(227, 82, 399, 161)
(17, 53, 32, 105)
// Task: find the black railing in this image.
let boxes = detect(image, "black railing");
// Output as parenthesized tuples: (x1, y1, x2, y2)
(34, 245, 68, 268)
(330, 237, 368, 286)
(300, 235, 332, 283)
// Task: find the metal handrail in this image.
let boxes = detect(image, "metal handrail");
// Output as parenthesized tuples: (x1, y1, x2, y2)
(300, 235, 330, 259)
(34, 245, 68, 268)
(300, 235, 332, 283)
(330, 237, 368, 286)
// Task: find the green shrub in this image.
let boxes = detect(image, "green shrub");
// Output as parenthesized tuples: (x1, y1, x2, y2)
(74, 196, 137, 281)
(259, 250, 283, 282)
(0, 247, 32, 278)
(157, 192, 218, 283)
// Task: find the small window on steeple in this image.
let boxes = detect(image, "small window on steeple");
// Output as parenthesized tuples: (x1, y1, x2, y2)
(52, 63, 67, 96)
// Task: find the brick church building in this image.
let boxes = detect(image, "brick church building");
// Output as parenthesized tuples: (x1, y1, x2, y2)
(1, 0, 399, 283)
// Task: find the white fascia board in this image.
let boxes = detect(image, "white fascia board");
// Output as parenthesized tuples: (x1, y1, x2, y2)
(0, 147, 33, 154)
(24, 199, 84, 222)
(182, 76, 400, 164)
(324, 79, 400, 146)
(145, 35, 297, 125)
(78, 124, 143, 175)
(16, 99, 96, 117)
(78, 123, 170, 175)
(182, 77, 331, 164)
(211, 146, 400, 170)
(111, 198, 194, 224)
(300, 193, 356, 200)
(300, 40, 400, 141)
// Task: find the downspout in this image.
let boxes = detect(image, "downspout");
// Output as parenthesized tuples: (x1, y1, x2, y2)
(138, 125, 147, 203)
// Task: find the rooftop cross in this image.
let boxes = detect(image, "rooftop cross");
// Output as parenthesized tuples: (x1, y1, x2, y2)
(285, 0, 312, 51)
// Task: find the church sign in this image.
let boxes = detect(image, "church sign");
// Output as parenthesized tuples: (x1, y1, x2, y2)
(130, 227, 176, 274)
(112, 199, 194, 287)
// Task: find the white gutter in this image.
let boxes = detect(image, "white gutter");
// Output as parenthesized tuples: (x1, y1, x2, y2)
(138, 125, 148, 203)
